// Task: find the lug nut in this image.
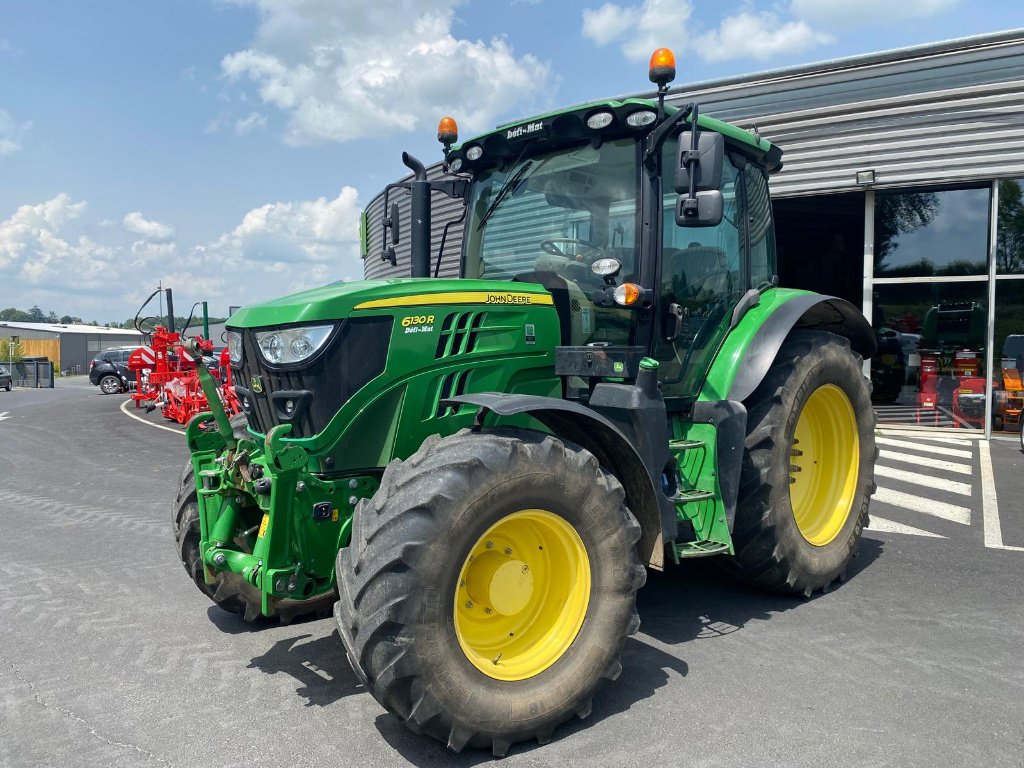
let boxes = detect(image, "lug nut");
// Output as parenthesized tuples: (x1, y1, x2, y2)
(465, 601, 473, 609)
(486, 541, 494, 549)
(504, 547, 513, 555)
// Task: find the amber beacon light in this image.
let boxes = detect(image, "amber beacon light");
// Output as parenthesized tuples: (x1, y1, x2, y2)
(437, 116, 459, 148)
(649, 47, 676, 89)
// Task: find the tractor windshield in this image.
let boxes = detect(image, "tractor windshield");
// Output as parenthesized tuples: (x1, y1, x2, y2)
(462, 138, 638, 345)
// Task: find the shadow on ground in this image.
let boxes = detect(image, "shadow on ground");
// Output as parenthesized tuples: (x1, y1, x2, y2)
(247, 629, 365, 706)
(220, 538, 884, 762)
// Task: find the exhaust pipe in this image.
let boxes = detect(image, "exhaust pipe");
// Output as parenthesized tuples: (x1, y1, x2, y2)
(403, 152, 431, 279)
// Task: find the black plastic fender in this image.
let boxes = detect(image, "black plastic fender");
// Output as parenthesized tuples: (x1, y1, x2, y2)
(443, 392, 670, 570)
(727, 294, 876, 403)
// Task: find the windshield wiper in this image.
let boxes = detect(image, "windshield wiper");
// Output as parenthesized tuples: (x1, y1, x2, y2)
(476, 159, 534, 231)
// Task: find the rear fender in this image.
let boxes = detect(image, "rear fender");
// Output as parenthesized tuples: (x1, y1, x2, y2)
(444, 393, 670, 570)
(710, 292, 876, 404)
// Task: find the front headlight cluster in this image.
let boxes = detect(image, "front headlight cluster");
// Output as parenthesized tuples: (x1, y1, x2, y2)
(255, 324, 334, 366)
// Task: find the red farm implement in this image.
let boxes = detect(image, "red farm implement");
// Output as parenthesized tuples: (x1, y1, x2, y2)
(128, 325, 238, 425)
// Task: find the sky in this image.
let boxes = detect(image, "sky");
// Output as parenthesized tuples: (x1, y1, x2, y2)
(0, 0, 1021, 323)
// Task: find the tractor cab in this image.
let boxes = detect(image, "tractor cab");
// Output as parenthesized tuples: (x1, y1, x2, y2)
(390, 49, 783, 406)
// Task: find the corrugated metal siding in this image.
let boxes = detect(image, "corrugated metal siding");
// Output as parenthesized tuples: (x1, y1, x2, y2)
(364, 30, 1024, 277)
(363, 163, 465, 280)
(672, 34, 1024, 197)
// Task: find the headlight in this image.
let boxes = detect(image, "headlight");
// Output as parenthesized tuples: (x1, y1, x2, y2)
(254, 324, 334, 365)
(226, 331, 243, 364)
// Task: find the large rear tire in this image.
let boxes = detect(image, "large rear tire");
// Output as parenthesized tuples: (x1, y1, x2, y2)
(730, 331, 876, 596)
(334, 429, 645, 756)
(172, 459, 335, 623)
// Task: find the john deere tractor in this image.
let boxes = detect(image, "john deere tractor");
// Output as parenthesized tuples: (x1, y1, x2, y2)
(175, 48, 876, 755)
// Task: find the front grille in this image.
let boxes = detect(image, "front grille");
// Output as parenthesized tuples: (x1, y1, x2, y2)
(232, 316, 393, 438)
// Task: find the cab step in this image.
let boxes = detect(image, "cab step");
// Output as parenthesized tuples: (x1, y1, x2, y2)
(669, 488, 715, 503)
(668, 438, 704, 452)
(671, 540, 731, 562)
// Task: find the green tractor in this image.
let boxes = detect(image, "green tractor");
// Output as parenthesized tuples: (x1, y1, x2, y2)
(176, 48, 876, 755)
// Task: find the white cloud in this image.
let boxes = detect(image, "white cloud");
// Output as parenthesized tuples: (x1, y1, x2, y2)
(234, 111, 267, 135)
(219, 0, 552, 144)
(790, 0, 958, 27)
(694, 11, 833, 62)
(0, 109, 31, 157)
(123, 211, 176, 243)
(581, 0, 693, 62)
(206, 186, 361, 269)
(0, 187, 364, 321)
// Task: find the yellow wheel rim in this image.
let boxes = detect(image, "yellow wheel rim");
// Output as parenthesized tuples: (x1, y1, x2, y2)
(788, 384, 860, 547)
(454, 509, 591, 681)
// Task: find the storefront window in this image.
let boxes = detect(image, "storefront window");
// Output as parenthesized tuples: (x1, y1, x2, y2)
(874, 187, 990, 278)
(871, 282, 989, 430)
(994, 279, 1024, 434)
(997, 179, 1024, 275)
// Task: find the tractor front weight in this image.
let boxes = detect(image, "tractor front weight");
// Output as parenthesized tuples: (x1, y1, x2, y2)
(184, 369, 373, 619)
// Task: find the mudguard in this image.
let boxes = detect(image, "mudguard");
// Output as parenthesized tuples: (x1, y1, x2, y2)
(719, 293, 876, 404)
(443, 392, 670, 570)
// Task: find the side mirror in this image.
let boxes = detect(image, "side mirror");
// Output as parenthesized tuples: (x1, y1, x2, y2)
(675, 131, 724, 193)
(389, 202, 400, 245)
(676, 190, 724, 228)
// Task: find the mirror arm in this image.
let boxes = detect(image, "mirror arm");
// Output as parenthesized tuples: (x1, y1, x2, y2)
(643, 101, 697, 165)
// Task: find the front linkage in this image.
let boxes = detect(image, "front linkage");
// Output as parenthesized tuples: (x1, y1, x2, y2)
(180, 340, 376, 620)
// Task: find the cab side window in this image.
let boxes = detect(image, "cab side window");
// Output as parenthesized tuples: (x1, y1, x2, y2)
(743, 164, 776, 288)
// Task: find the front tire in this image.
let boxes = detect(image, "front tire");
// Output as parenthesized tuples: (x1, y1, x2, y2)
(730, 331, 876, 596)
(334, 429, 644, 755)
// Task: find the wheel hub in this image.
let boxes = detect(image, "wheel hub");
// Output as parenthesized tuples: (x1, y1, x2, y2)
(454, 509, 590, 681)
(788, 383, 860, 546)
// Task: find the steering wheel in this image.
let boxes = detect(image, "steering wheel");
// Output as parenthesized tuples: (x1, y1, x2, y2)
(540, 238, 603, 262)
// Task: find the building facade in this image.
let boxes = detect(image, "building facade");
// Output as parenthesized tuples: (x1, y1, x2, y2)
(362, 29, 1024, 437)
(0, 322, 144, 374)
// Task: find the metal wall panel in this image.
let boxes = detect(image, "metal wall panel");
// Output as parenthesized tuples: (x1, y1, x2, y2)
(363, 30, 1024, 278)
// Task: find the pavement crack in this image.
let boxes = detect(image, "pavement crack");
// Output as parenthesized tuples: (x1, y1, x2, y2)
(2, 655, 175, 767)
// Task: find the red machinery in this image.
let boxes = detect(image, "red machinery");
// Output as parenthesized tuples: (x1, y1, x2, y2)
(128, 325, 239, 425)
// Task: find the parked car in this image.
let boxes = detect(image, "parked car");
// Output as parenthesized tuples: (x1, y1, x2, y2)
(89, 347, 137, 394)
(0, 364, 12, 391)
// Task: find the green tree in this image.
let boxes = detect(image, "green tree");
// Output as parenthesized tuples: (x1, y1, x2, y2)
(997, 180, 1024, 273)
(3, 338, 24, 363)
(875, 192, 940, 273)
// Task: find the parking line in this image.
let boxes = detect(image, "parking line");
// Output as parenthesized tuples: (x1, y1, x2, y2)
(875, 436, 973, 459)
(978, 440, 1024, 552)
(874, 464, 973, 496)
(867, 516, 946, 538)
(878, 449, 973, 476)
(872, 486, 971, 524)
(119, 399, 182, 435)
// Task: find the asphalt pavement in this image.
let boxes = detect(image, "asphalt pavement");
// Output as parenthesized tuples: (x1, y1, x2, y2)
(1, 380, 1022, 767)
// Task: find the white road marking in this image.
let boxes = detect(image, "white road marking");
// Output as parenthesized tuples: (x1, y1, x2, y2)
(878, 434, 975, 446)
(872, 486, 971, 525)
(119, 399, 183, 435)
(874, 464, 973, 496)
(878, 449, 973, 476)
(0, 411, 10, 421)
(875, 436, 973, 460)
(867, 516, 946, 538)
(978, 440, 1024, 552)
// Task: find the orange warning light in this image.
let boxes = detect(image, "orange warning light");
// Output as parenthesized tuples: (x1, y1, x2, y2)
(649, 48, 676, 88)
(437, 116, 458, 146)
